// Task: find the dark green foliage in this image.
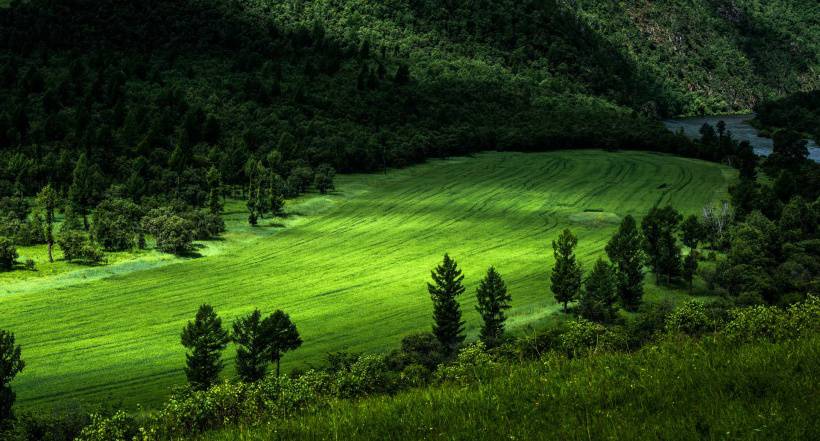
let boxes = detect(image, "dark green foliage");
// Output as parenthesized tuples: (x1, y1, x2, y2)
(0, 237, 17, 270)
(91, 198, 142, 251)
(0, 330, 25, 426)
(232, 310, 269, 383)
(578, 258, 619, 323)
(641, 206, 682, 284)
(605, 215, 644, 311)
(680, 214, 702, 250)
(385, 333, 446, 373)
(755, 91, 819, 143)
(206, 166, 223, 216)
(682, 251, 698, 291)
(180, 305, 230, 391)
(262, 310, 302, 377)
(67, 154, 102, 230)
(35, 184, 58, 262)
(141, 209, 194, 255)
(313, 164, 336, 195)
(551, 229, 582, 312)
(475, 267, 511, 348)
(56, 231, 106, 265)
(428, 254, 466, 353)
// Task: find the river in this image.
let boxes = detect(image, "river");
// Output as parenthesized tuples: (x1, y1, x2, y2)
(663, 114, 820, 162)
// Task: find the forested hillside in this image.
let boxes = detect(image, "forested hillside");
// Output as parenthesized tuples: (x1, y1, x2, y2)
(1, 0, 817, 198)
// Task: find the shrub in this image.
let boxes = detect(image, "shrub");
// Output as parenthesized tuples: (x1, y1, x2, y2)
(0, 237, 18, 270)
(75, 411, 135, 441)
(58, 231, 106, 264)
(434, 342, 497, 384)
(24, 258, 35, 271)
(723, 296, 820, 344)
(91, 198, 142, 251)
(186, 210, 225, 240)
(57, 231, 87, 261)
(142, 210, 194, 255)
(665, 300, 713, 336)
(559, 319, 607, 357)
(333, 354, 396, 399)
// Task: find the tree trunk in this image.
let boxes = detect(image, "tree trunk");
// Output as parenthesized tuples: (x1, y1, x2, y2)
(47, 241, 53, 263)
(83, 212, 89, 231)
(276, 358, 280, 377)
(563, 301, 568, 313)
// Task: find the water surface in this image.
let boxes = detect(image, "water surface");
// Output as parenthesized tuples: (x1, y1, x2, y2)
(663, 114, 820, 162)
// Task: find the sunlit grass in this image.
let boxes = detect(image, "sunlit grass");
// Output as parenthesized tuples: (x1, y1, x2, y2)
(0, 150, 734, 410)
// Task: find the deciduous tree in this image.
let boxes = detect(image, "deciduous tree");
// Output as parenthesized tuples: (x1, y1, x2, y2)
(36, 184, 59, 262)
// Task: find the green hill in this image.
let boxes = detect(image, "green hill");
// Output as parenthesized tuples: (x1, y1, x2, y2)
(204, 335, 820, 441)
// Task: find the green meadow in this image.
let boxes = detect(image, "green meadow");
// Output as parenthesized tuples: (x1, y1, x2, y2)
(0, 150, 734, 410)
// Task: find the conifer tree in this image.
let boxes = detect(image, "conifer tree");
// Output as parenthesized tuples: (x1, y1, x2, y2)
(261, 310, 302, 377)
(428, 253, 466, 353)
(551, 229, 582, 312)
(579, 258, 618, 323)
(605, 215, 644, 311)
(206, 166, 223, 215)
(68, 154, 99, 230)
(475, 267, 511, 348)
(641, 206, 683, 284)
(0, 329, 24, 425)
(180, 304, 230, 390)
(232, 309, 269, 382)
(36, 184, 59, 263)
(681, 215, 702, 250)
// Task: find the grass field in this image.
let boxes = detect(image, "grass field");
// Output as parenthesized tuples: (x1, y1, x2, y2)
(0, 150, 735, 410)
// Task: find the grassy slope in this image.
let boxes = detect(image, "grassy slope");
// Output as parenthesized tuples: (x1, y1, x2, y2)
(205, 336, 820, 441)
(0, 151, 734, 410)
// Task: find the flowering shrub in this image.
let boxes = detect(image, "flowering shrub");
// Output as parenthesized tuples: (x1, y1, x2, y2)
(435, 342, 497, 384)
(724, 296, 819, 343)
(665, 300, 712, 336)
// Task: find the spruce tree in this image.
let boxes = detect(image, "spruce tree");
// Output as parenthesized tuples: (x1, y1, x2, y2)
(428, 253, 466, 353)
(551, 229, 582, 313)
(605, 215, 645, 311)
(36, 184, 59, 263)
(579, 258, 618, 323)
(475, 266, 511, 348)
(68, 154, 97, 230)
(206, 166, 223, 215)
(261, 310, 302, 377)
(232, 309, 269, 382)
(180, 304, 230, 390)
(641, 206, 683, 284)
(0, 329, 24, 425)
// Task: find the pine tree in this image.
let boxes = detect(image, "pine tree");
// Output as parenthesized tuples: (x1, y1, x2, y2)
(180, 304, 230, 390)
(68, 154, 98, 230)
(0, 329, 25, 425)
(36, 184, 59, 263)
(579, 258, 618, 323)
(551, 229, 582, 313)
(641, 206, 683, 284)
(428, 253, 466, 353)
(232, 309, 269, 382)
(261, 310, 302, 377)
(605, 215, 644, 311)
(475, 267, 511, 348)
(206, 166, 223, 215)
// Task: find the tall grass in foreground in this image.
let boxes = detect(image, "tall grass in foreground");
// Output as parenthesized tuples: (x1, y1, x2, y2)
(205, 336, 820, 440)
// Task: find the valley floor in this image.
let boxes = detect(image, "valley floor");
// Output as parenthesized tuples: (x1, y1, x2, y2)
(0, 150, 734, 410)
